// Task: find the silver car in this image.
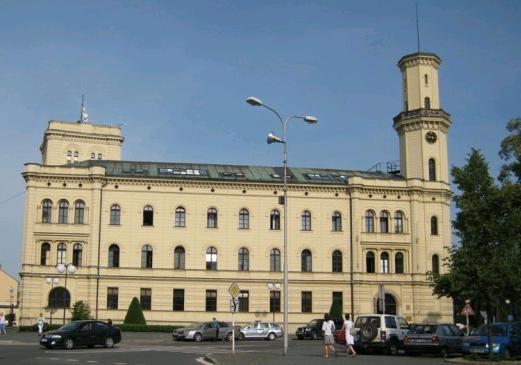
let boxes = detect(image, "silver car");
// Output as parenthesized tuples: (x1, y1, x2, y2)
(173, 321, 235, 342)
(239, 321, 283, 340)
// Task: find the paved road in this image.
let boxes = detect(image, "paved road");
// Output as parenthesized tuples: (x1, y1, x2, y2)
(0, 328, 448, 365)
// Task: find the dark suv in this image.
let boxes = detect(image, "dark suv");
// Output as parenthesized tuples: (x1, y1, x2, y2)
(296, 318, 343, 340)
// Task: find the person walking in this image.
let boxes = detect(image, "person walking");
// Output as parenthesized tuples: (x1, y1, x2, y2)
(0, 313, 7, 335)
(321, 313, 336, 358)
(37, 313, 46, 336)
(341, 313, 357, 358)
(212, 317, 219, 341)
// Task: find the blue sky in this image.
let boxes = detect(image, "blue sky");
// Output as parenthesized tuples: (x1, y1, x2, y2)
(0, 0, 520, 277)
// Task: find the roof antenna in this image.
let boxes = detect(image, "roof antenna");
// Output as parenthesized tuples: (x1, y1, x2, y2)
(80, 94, 89, 124)
(416, 2, 421, 53)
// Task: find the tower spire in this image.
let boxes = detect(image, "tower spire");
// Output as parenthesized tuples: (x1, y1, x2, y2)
(80, 94, 89, 124)
(416, 2, 421, 53)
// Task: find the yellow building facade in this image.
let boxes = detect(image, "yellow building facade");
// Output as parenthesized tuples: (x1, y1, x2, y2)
(18, 52, 453, 329)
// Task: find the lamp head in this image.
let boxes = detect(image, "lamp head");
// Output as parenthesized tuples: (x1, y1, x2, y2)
(267, 132, 283, 144)
(246, 96, 263, 107)
(56, 264, 66, 274)
(67, 264, 77, 274)
(506, 299, 511, 304)
(303, 115, 318, 124)
(267, 283, 274, 290)
(45, 277, 52, 284)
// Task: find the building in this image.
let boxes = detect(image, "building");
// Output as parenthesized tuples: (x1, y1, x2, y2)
(18, 51, 453, 328)
(0, 265, 18, 322)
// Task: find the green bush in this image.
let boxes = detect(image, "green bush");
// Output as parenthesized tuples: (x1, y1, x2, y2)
(123, 297, 146, 325)
(116, 324, 182, 332)
(71, 300, 92, 321)
(18, 324, 62, 332)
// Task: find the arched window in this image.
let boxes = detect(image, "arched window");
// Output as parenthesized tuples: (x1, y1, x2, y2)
(73, 151, 79, 163)
(42, 199, 53, 223)
(141, 244, 153, 268)
(74, 200, 85, 224)
(270, 210, 280, 230)
(143, 205, 153, 226)
(424, 97, 431, 109)
(365, 210, 375, 232)
(97, 153, 102, 160)
(48, 287, 71, 308)
(174, 246, 185, 270)
(424, 74, 429, 85)
(90, 153, 95, 160)
(431, 216, 439, 235)
(332, 211, 342, 231)
(207, 208, 218, 228)
(432, 254, 440, 275)
(57, 243, 67, 265)
(67, 151, 72, 164)
(380, 252, 390, 273)
(239, 209, 249, 229)
(110, 204, 121, 225)
(301, 210, 311, 231)
(394, 211, 404, 233)
(206, 247, 217, 270)
(238, 247, 249, 271)
(332, 250, 342, 272)
(270, 249, 281, 272)
(380, 211, 390, 233)
(72, 243, 82, 267)
(175, 207, 186, 227)
(428, 158, 436, 181)
(376, 293, 397, 315)
(301, 249, 312, 272)
(395, 252, 404, 274)
(40, 242, 51, 265)
(58, 200, 69, 224)
(366, 252, 375, 273)
(108, 244, 120, 268)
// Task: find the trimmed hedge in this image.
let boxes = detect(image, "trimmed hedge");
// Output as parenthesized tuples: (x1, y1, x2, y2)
(18, 323, 182, 333)
(18, 324, 62, 332)
(124, 297, 146, 325)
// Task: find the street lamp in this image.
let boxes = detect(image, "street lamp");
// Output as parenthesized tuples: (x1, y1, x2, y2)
(247, 96, 318, 355)
(9, 287, 14, 326)
(56, 263, 77, 324)
(45, 277, 60, 325)
(267, 282, 281, 323)
(465, 299, 471, 336)
(505, 299, 513, 322)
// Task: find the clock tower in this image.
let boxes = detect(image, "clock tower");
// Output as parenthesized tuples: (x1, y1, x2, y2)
(393, 52, 451, 184)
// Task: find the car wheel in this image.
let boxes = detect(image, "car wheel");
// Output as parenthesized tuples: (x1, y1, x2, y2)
(64, 338, 74, 350)
(311, 331, 318, 340)
(388, 340, 399, 356)
(87, 344, 94, 348)
(225, 333, 232, 342)
(194, 333, 203, 342)
(45, 345, 52, 349)
(504, 347, 511, 360)
(297, 336, 304, 340)
(268, 332, 276, 341)
(239, 333, 245, 340)
(440, 346, 449, 358)
(104, 336, 114, 348)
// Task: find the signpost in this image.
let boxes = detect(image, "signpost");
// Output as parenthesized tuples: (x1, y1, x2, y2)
(228, 282, 240, 353)
(461, 302, 475, 336)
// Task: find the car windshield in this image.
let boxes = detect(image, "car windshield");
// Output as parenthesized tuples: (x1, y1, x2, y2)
(59, 322, 82, 331)
(186, 322, 202, 328)
(477, 324, 508, 336)
(307, 320, 318, 326)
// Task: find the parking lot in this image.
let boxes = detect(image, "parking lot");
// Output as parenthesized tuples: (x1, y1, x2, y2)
(0, 328, 453, 365)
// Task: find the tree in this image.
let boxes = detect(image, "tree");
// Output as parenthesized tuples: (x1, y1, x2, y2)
(329, 299, 343, 320)
(124, 297, 146, 325)
(71, 300, 92, 320)
(499, 118, 521, 183)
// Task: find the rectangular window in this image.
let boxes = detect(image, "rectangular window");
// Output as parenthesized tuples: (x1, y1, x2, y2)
(270, 291, 281, 313)
(301, 291, 312, 313)
(206, 290, 217, 312)
(173, 289, 184, 311)
(107, 287, 118, 310)
(332, 291, 343, 313)
(238, 290, 249, 312)
(140, 288, 152, 310)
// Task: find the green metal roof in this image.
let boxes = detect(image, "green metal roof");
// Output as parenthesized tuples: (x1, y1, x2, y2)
(76, 160, 403, 185)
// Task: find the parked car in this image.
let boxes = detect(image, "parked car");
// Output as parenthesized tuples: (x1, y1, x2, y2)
(296, 318, 343, 340)
(462, 322, 521, 359)
(403, 323, 464, 357)
(40, 320, 121, 350)
(173, 321, 237, 342)
(351, 314, 410, 355)
(239, 321, 283, 340)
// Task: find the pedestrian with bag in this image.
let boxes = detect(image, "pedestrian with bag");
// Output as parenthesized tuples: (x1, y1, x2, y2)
(37, 313, 45, 336)
(322, 313, 336, 358)
(0, 312, 7, 335)
(341, 313, 357, 358)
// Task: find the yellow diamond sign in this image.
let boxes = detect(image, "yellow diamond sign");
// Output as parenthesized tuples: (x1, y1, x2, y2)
(228, 282, 240, 298)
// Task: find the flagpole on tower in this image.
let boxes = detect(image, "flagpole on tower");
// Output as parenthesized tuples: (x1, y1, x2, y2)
(80, 95, 89, 123)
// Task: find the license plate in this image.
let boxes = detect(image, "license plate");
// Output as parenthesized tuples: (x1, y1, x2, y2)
(40, 338, 47, 342)
(470, 348, 486, 353)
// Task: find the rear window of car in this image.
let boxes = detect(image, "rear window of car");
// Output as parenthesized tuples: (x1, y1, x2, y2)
(410, 325, 438, 334)
(449, 325, 462, 336)
(355, 316, 380, 328)
(478, 324, 507, 336)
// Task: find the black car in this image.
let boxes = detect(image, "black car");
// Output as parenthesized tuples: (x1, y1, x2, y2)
(40, 320, 121, 350)
(296, 318, 344, 340)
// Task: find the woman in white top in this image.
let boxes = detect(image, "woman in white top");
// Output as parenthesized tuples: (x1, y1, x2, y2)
(341, 313, 357, 357)
(321, 313, 336, 358)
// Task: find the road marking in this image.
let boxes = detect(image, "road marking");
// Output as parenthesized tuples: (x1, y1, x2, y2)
(196, 357, 214, 365)
(65, 360, 79, 362)
(113, 363, 127, 365)
(86, 362, 99, 364)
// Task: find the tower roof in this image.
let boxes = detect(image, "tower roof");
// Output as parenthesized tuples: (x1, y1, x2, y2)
(397, 52, 442, 69)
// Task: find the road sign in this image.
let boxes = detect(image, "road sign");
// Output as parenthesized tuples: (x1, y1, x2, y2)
(228, 282, 240, 298)
(461, 304, 475, 315)
(230, 298, 239, 313)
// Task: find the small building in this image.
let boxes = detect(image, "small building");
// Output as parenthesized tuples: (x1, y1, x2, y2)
(0, 265, 18, 322)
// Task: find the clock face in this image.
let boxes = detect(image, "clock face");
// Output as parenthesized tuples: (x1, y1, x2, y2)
(425, 131, 437, 144)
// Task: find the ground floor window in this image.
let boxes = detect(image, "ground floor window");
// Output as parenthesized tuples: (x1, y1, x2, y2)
(301, 291, 312, 313)
(173, 289, 184, 311)
(206, 290, 217, 312)
(140, 288, 152, 310)
(376, 293, 397, 315)
(270, 291, 281, 313)
(332, 291, 343, 313)
(107, 287, 118, 310)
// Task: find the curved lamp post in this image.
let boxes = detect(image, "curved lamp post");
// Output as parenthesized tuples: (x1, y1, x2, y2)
(267, 282, 281, 323)
(56, 263, 77, 324)
(247, 96, 317, 355)
(45, 277, 60, 325)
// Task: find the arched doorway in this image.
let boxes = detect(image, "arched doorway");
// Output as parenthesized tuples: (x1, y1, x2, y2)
(48, 287, 71, 308)
(376, 293, 397, 315)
